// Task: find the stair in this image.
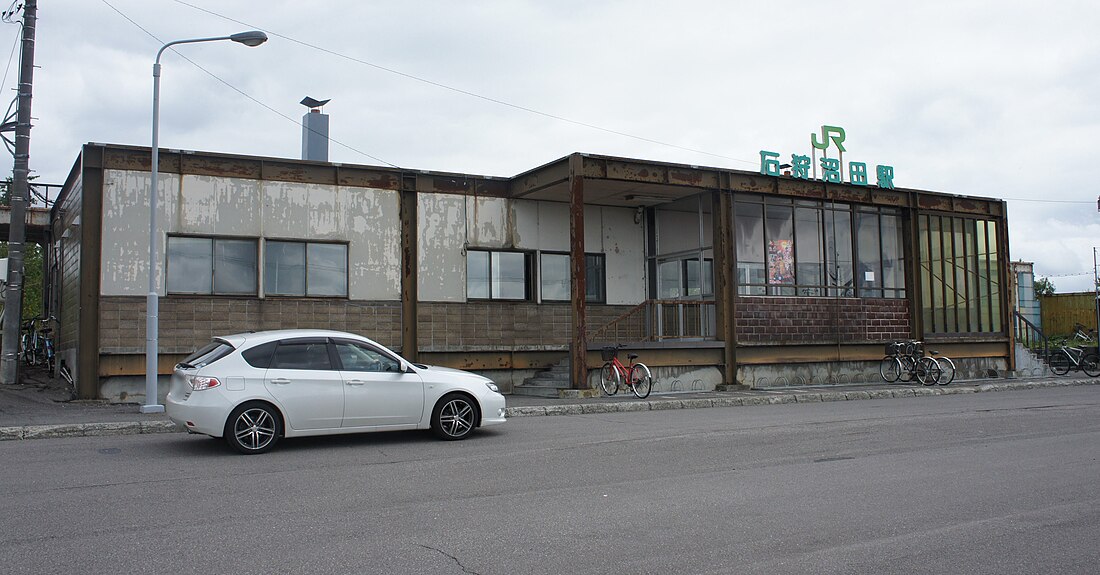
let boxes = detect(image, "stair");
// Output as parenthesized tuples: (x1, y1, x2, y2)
(512, 357, 575, 398)
(1013, 342, 1049, 378)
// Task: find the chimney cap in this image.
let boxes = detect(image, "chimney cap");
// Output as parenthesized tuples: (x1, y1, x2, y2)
(300, 96, 331, 109)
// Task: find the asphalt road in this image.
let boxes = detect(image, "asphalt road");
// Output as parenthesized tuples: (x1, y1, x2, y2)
(2, 386, 1099, 574)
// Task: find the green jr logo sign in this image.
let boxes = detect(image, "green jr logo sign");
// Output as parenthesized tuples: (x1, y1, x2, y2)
(760, 125, 895, 189)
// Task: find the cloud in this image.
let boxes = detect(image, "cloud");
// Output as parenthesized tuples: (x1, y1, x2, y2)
(1, 0, 1098, 292)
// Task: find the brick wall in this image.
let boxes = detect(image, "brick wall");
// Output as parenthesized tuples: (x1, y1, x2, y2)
(417, 302, 637, 352)
(100, 296, 638, 356)
(99, 296, 402, 355)
(735, 296, 909, 345)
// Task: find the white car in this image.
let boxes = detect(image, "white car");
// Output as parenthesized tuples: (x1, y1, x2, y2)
(166, 329, 507, 454)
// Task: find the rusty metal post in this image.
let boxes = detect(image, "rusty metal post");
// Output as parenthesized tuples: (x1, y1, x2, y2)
(568, 154, 587, 389)
(998, 214, 1015, 372)
(712, 190, 737, 386)
(400, 178, 418, 361)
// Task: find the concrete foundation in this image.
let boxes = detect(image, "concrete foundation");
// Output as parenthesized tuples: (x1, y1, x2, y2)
(738, 357, 1009, 389)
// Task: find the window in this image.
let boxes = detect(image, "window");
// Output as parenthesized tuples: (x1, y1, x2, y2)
(167, 236, 257, 295)
(540, 253, 606, 303)
(467, 250, 532, 300)
(265, 241, 348, 297)
(856, 209, 882, 297)
(734, 197, 904, 299)
(919, 215, 1002, 334)
(735, 202, 765, 295)
(658, 257, 713, 299)
(335, 341, 402, 372)
(271, 341, 333, 370)
(180, 340, 235, 368)
(794, 204, 824, 296)
(824, 205, 853, 297)
(242, 341, 278, 369)
(765, 204, 795, 295)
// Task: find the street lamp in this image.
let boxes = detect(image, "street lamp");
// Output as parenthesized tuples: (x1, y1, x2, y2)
(142, 31, 267, 414)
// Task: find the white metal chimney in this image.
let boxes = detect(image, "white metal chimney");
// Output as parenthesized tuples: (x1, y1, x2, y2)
(301, 96, 331, 162)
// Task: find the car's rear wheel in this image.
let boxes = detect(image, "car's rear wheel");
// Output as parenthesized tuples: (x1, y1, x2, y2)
(225, 402, 281, 454)
(432, 393, 479, 440)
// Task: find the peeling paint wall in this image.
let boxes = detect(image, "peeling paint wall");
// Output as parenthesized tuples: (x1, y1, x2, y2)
(417, 194, 468, 302)
(100, 169, 400, 300)
(417, 194, 645, 304)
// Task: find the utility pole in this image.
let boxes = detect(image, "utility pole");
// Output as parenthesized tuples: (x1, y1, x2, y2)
(0, 0, 37, 385)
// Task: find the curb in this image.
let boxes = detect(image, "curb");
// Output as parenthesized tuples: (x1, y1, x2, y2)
(1, 378, 1096, 441)
(1, 420, 181, 441)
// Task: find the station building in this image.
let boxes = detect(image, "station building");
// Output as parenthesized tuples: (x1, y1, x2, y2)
(48, 142, 1012, 401)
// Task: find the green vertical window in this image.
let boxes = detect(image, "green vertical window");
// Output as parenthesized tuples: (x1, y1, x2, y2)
(917, 216, 1003, 334)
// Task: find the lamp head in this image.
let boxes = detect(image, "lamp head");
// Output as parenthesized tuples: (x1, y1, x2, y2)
(230, 31, 268, 47)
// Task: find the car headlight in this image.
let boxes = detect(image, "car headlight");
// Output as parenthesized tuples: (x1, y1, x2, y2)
(484, 382, 500, 393)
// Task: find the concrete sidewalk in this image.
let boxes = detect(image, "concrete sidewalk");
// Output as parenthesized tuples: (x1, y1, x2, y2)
(2, 366, 1097, 441)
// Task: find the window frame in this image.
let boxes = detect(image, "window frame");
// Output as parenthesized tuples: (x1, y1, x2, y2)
(466, 249, 534, 302)
(733, 195, 906, 300)
(264, 239, 350, 298)
(539, 251, 606, 304)
(166, 235, 258, 296)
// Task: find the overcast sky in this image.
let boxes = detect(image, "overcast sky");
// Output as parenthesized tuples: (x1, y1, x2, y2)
(2, 0, 1098, 291)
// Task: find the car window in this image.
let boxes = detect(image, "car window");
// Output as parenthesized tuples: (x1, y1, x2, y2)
(180, 340, 234, 368)
(271, 342, 333, 370)
(241, 341, 278, 368)
(335, 342, 401, 373)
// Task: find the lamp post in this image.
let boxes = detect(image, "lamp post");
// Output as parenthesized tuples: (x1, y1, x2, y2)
(142, 31, 267, 414)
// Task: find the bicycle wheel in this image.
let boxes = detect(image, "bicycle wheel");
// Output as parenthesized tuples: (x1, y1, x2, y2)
(916, 357, 941, 386)
(1081, 353, 1100, 377)
(629, 363, 652, 399)
(20, 334, 33, 365)
(936, 356, 956, 385)
(600, 362, 620, 395)
(879, 357, 902, 383)
(898, 357, 915, 383)
(1049, 351, 1071, 375)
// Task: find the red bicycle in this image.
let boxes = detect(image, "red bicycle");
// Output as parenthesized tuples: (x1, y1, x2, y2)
(599, 345, 652, 399)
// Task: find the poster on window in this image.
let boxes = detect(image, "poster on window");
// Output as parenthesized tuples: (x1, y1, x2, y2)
(768, 239, 794, 284)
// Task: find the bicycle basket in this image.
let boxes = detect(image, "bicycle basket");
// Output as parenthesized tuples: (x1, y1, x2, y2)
(601, 346, 618, 361)
(884, 342, 900, 356)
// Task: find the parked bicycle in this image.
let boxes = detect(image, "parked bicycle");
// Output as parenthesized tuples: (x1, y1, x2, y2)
(879, 340, 941, 385)
(19, 315, 58, 377)
(928, 349, 956, 385)
(1071, 322, 1096, 344)
(1048, 344, 1100, 377)
(599, 345, 653, 399)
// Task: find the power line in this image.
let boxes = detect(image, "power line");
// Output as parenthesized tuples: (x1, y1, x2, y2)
(171, 0, 759, 168)
(99, 0, 399, 168)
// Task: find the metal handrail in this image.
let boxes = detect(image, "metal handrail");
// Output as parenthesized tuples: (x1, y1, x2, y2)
(588, 299, 716, 342)
(1013, 310, 1049, 363)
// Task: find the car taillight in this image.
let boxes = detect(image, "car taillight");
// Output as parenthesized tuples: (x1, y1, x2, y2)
(188, 376, 221, 391)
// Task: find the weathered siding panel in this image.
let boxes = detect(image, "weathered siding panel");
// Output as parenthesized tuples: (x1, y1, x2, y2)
(99, 170, 399, 300)
(418, 193, 467, 302)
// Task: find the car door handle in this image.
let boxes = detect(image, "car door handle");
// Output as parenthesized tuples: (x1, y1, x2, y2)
(270, 378, 291, 385)
(346, 380, 366, 386)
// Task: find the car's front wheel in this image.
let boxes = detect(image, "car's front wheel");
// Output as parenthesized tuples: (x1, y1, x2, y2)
(431, 393, 479, 440)
(225, 402, 282, 454)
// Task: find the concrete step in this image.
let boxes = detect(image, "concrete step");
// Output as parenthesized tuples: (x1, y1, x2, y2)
(525, 373, 571, 384)
(511, 384, 565, 398)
